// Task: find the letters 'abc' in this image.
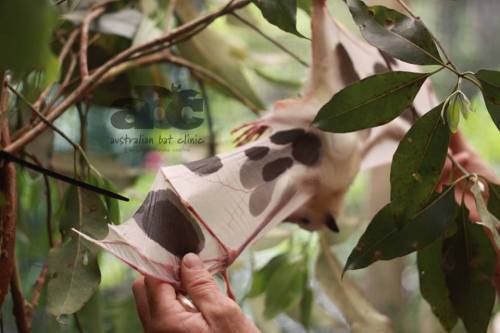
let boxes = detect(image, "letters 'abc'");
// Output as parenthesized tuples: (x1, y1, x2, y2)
(110, 85, 205, 130)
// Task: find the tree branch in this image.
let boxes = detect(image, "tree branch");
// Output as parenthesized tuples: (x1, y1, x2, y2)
(4, 0, 253, 154)
(80, 5, 107, 80)
(10, 259, 29, 333)
(0, 74, 18, 310)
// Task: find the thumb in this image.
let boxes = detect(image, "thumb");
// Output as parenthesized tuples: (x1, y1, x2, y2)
(181, 253, 225, 313)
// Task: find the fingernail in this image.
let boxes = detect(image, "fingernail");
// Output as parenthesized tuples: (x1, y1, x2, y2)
(183, 253, 202, 269)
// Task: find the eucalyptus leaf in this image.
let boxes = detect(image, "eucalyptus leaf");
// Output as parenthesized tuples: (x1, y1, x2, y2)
(344, 0, 441, 65)
(47, 187, 108, 316)
(443, 204, 496, 333)
(247, 253, 289, 298)
(253, 0, 305, 38)
(264, 260, 307, 318)
(89, 172, 121, 225)
(476, 69, 500, 131)
(345, 187, 458, 271)
(446, 94, 461, 133)
(471, 182, 500, 250)
(390, 104, 450, 220)
(417, 236, 458, 332)
(299, 285, 314, 328)
(314, 71, 429, 133)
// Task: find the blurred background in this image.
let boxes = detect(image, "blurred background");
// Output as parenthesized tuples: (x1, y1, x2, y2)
(2, 0, 500, 332)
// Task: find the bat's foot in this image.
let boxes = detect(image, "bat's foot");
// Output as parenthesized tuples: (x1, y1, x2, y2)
(231, 120, 269, 147)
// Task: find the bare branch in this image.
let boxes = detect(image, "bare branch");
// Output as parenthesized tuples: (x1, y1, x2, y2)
(4, 0, 253, 154)
(0, 74, 18, 310)
(10, 259, 29, 333)
(80, 5, 107, 80)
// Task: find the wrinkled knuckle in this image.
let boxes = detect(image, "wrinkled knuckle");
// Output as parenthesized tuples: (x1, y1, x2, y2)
(209, 299, 241, 320)
(188, 275, 216, 295)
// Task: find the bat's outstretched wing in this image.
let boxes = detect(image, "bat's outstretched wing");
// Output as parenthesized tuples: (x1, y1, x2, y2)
(76, 131, 320, 285)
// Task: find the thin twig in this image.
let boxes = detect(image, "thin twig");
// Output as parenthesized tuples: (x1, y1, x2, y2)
(197, 79, 216, 156)
(10, 259, 29, 333)
(80, 5, 107, 80)
(447, 152, 469, 176)
(231, 12, 309, 67)
(4, 0, 253, 154)
(164, 0, 178, 33)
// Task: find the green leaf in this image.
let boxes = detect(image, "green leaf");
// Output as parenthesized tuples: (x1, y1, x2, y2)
(443, 204, 496, 333)
(299, 285, 314, 328)
(0, 0, 59, 85)
(77, 291, 105, 333)
(476, 69, 500, 131)
(88, 172, 121, 225)
(47, 187, 108, 316)
(314, 71, 429, 133)
(471, 182, 500, 250)
(253, 0, 305, 38)
(446, 95, 461, 133)
(264, 260, 307, 318)
(297, 0, 311, 14)
(248, 253, 289, 298)
(487, 182, 500, 219)
(390, 104, 451, 220)
(344, 0, 441, 65)
(345, 187, 458, 271)
(417, 239, 458, 332)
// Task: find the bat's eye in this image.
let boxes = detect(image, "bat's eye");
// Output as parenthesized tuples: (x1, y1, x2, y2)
(325, 214, 340, 233)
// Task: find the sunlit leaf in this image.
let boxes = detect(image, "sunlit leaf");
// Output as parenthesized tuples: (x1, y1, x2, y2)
(314, 71, 429, 133)
(417, 236, 458, 332)
(345, 187, 457, 271)
(253, 0, 305, 38)
(344, 0, 441, 65)
(390, 104, 450, 220)
(47, 187, 108, 316)
(443, 204, 496, 333)
(264, 259, 307, 318)
(476, 69, 500, 131)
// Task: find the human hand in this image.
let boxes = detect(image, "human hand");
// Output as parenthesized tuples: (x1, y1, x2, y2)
(132, 253, 260, 333)
(438, 132, 499, 221)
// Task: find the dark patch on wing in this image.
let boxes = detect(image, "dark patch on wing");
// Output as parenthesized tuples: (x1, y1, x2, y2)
(249, 182, 275, 216)
(373, 62, 388, 74)
(336, 43, 360, 85)
(262, 157, 293, 182)
(184, 156, 222, 176)
(292, 132, 321, 166)
(270, 128, 305, 145)
(134, 189, 205, 257)
(325, 214, 339, 233)
(245, 146, 270, 160)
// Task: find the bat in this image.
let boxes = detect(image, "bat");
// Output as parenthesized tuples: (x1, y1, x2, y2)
(75, 0, 438, 290)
